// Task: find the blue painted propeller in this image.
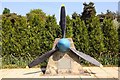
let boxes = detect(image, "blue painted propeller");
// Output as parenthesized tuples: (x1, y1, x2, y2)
(28, 5, 102, 68)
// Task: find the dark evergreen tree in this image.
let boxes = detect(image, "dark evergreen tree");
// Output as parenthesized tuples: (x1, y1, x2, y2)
(2, 8, 10, 14)
(81, 2, 96, 22)
(72, 12, 80, 20)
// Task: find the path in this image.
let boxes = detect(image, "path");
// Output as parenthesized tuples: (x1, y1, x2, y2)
(0, 67, 119, 80)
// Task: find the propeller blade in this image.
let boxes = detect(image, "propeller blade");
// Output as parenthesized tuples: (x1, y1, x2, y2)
(70, 48, 103, 67)
(59, 4, 66, 38)
(28, 48, 58, 68)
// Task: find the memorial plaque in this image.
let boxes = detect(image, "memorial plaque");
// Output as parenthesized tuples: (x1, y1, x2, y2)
(58, 58, 71, 69)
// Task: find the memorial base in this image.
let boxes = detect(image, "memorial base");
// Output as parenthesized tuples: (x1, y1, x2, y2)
(45, 38, 89, 76)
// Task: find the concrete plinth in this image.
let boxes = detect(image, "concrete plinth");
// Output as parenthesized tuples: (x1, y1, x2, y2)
(45, 38, 86, 75)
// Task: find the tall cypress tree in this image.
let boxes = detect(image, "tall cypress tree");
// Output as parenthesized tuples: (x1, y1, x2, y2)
(2, 13, 29, 66)
(72, 16, 89, 54)
(102, 18, 119, 53)
(118, 25, 120, 53)
(26, 9, 47, 58)
(44, 15, 59, 50)
(87, 16, 105, 56)
(118, 25, 120, 66)
(66, 15, 73, 38)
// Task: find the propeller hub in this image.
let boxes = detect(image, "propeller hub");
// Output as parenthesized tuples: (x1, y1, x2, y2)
(57, 38, 70, 52)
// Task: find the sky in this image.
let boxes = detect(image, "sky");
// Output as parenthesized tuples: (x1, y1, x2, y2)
(0, 2, 119, 23)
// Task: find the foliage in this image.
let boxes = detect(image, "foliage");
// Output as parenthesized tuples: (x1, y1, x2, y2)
(2, 8, 10, 14)
(1, 4, 119, 68)
(105, 10, 116, 20)
(66, 15, 73, 38)
(87, 16, 105, 55)
(118, 25, 120, 53)
(2, 10, 59, 68)
(102, 18, 119, 53)
(72, 15, 89, 54)
(116, 11, 120, 22)
(81, 2, 96, 22)
(2, 13, 31, 67)
(26, 9, 46, 27)
(72, 12, 80, 20)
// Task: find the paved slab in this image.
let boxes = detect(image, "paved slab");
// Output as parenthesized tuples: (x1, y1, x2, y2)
(88, 67, 118, 79)
(1, 68, 43, 78)
(0, 67, 119, 79)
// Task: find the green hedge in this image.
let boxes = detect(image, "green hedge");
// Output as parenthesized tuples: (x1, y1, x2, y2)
(1, 9, 119, 68)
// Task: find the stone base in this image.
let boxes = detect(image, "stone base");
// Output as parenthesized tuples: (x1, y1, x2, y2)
(45, 38, 86, 75)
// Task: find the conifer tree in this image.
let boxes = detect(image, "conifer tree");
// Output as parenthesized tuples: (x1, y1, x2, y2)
(72, 16, 89, 54)
(44, 15, 60, 50)
(2, 8, 10, 14)
(118, 25, 120, 53)
(26, 9, 46, 27)
(81, 2, 96, 23)
(118, 25, 120, 66)
(2, 14, 29, 66)
(26, 9, 47, 58)
(102, 18, 119, 53)
(72, 12, 80, 20)
(66, 15, 73, 38)
(87, 16, 105, 56)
